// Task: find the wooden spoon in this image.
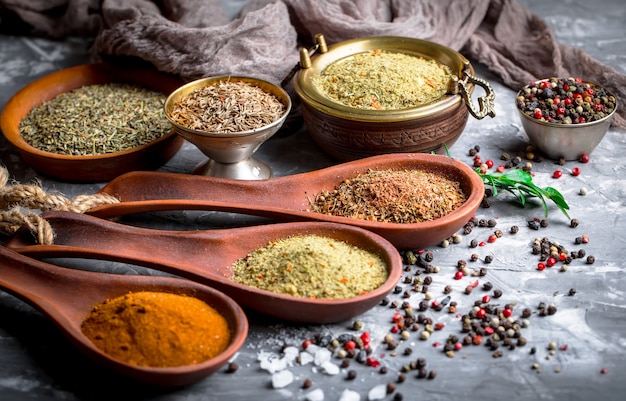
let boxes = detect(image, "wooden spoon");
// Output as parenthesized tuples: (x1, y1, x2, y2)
(6, 211, 403, 324)
(0, 245, 248, 387)
(88, 153, 485, 250)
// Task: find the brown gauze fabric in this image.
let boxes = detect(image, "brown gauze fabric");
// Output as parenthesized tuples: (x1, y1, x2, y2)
(1, 0, 624, 128)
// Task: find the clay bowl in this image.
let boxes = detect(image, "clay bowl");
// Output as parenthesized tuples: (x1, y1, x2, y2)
(0, 63, 184, 182)
(7, 212, 403, 324)
(164, 76, 291, 180)
(293, 35, 496, 161)
(0, 245, 248, 387)
(515, 77, 617, 160)
(84, 153, 484, 250)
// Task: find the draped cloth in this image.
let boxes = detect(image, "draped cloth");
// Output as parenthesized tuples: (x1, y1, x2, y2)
(1, 0, 624, 127)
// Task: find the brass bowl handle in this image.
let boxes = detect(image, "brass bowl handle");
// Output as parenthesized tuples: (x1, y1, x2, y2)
(458, 63, 496, 119)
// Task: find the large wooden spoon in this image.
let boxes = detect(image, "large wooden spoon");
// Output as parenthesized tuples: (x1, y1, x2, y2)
(0, 245, 248, 387)
(88, 153, 485, 250)
(6, 211, 403, 324)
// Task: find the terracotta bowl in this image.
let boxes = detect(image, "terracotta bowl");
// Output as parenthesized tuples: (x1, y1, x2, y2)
(293, 36, 496, 161)
(0, 63, 185, 182)
(515, 77, 617, 160)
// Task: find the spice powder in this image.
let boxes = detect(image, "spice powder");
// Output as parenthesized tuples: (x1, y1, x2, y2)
(313, 49, 452, 110)
(309, 169, 467, 224)
(20, 83, 171, 156)
(231, 235, 388, 299)
(81, 291, 231, 368)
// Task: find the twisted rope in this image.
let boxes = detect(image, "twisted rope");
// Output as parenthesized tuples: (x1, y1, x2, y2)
(0, 166, 120, 244)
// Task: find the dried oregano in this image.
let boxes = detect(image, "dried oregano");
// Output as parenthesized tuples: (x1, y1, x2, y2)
(20, 83, 171, 156)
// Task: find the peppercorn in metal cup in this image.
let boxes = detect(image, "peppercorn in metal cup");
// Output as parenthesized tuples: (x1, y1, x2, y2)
(515, 77, 617, 160)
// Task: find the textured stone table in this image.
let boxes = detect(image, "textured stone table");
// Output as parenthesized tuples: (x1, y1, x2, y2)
(1, 1, 625, 400)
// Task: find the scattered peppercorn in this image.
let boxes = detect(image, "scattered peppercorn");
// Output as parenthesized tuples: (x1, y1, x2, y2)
(226, 362, 239, 373)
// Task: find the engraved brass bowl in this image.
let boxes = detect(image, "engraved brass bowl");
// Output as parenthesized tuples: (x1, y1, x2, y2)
(0, 63, 184, 183)
(164, 76, 292, 180)
(293, 35, 495, 161)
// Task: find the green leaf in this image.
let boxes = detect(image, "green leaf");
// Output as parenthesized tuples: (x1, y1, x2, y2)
(477, 168, 570, 219)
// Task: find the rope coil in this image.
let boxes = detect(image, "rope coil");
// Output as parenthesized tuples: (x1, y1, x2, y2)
(0, 166, 120, 244)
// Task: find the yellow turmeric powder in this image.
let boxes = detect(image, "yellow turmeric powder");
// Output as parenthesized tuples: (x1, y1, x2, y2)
(81, 291, 231, 368)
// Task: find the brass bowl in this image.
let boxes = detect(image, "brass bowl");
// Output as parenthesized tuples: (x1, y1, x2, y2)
(294, 35, 495, 161)
(0, 63, 184, 183)
(164, 76, 292, 180)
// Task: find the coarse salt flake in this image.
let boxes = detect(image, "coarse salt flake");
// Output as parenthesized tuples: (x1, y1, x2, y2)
(271, 369, 294, 389)
(367, 384, 387, 400)
(305, 388, 325, 401)
(339, 389, 361, 401)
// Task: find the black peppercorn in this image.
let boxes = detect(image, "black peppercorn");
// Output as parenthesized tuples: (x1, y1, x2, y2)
(302, 378, 312, 389)
(346, 370, 357, 380)
(226, 362, 239, 373)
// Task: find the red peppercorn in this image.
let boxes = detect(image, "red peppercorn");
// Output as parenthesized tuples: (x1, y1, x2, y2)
(345, 340, 356, 351)
(564, 97, 573, 106)
(560, 344, 568, 351)
(454, 271, 464, 280)
(390, 326, 399, 334)
(366, 357, 380, 368)
(485, 159, 494, 168)
(392, 313, 403, 323)
(546, 257, 557, 267)
(476, 308, 487, 319)
(557, 106, 566, 115)
(496, 165, 505, 173)
(537, 262, 546, 271)
(571, 167, 581, 176)
(553, 170, 563, 178)
(502, 308, 513, 318)
(360, 332, 371, 348)
(484, 326, 494, 335)
(580, 153, 590, 163)
(302, 339, 312, 349)
(488, 234, 497, 243)
(533, 108, 543, 119)
(482, 295, 491, 303)
(478, 241, 487, 247)
(454, 342, 463, 351)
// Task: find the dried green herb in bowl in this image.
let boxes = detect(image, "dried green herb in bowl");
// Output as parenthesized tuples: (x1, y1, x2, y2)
(0, 62, 184, 182)
(19, 83, 171, 156)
